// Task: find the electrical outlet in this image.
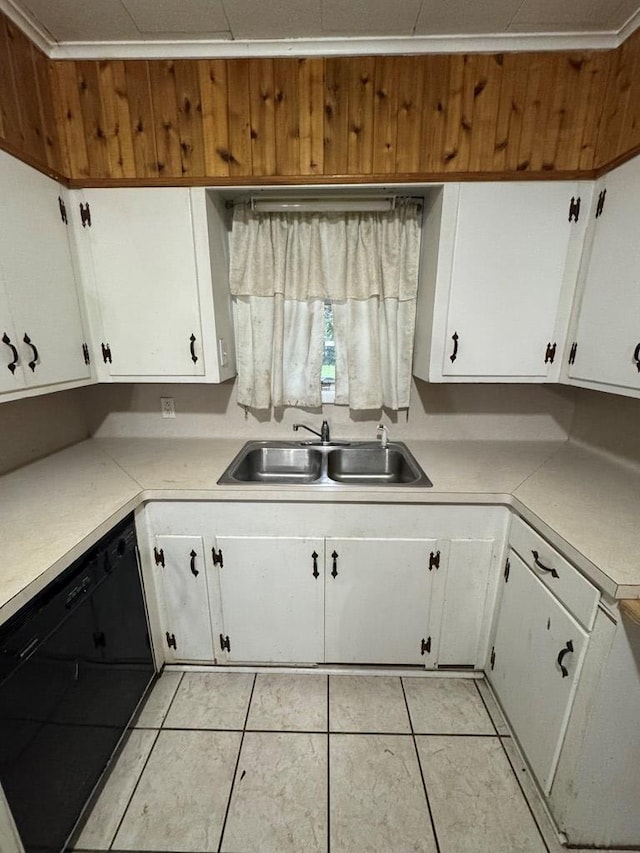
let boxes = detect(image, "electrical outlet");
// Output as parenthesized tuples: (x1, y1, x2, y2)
(160, 397, 175, 418)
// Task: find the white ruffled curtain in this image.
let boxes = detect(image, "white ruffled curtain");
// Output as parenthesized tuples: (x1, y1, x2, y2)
(229, 201, 422, 410)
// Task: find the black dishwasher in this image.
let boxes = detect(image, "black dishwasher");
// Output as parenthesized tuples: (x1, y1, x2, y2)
(0, 514, 155, 853)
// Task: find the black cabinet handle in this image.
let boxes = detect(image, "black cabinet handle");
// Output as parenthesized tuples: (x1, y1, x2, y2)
(633, 342, 640, 373)
(190, 333, 198, 364)
(312, 550, 319, 579)
(189, 549, 199, 577)
(23, 333, 39, 372)
(2, 333, 19, 374)
(557, 640, 574, 678)
(450, 332, 459, 363)
(331, 550, 338, 578)
(531, 550, 559, 579)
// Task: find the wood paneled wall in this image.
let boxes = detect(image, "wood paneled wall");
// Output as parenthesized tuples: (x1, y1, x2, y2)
(0, 14, 64, 178)
(1, 5, 639, 185)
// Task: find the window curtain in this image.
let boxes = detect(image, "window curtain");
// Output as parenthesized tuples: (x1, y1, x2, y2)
(228, 200, 422, 410)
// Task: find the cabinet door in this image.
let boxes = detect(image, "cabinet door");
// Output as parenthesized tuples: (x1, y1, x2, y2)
(0, 151, 89, 388)
(0, 271, 25, 394)
(215, 536, 325, 664)
(154, 535, 214, 662)
(569, 159, 640, 392)
(489, 550, 588, 794)
(440, 182, 578, 379)
(429, 539, 494, 668)
(82, 188, 205, 377)
(325, 538, 436, 665)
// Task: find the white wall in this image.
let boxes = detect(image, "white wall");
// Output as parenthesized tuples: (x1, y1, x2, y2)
(0, 387, 89, 475)
(81, 378, 575, 443)
(570, 387, 640, 467)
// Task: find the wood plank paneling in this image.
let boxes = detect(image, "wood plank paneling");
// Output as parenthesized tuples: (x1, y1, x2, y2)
(2, 6, 640, 184)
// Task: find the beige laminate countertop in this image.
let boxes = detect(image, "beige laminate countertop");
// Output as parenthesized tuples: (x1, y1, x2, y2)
(1, 436, 639, 623)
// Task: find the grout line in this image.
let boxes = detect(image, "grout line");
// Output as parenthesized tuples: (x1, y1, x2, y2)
(400, 677, 442, 853)
(498, 735, 552, 853)
(473, 678, 501, 737)
(327, 673, 331, 853)
(157, 671, 185, 730)
(217, 672, 257, 853)
(106, 727, 162, 851)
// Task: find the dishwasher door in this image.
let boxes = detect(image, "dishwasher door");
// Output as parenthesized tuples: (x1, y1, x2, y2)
(0, 518, 155, 853)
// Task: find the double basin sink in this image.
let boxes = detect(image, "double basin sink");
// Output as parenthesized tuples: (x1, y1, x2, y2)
(218, 440, 433, 487)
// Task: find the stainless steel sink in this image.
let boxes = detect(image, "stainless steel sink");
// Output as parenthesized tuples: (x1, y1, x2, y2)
(218, 440, 432, 487)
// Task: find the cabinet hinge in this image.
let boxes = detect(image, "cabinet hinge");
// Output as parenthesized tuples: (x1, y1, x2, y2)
(82, 343, 90, 365)
(58, 196, 67, 224)
(595, 188, 606, 219)
(212, 547, 224, 567)
(220, 633, 231, 652)
(80, 202, 92, 227)
(421, 637, 431, 655)
(544, 342, 556, 364)
(154, 547, 165, 567)
(166, 632, 177, 650)
(568, 195, 581, 222)
(568, 342, 577, 365)
(490, 646, 496, 670)
(93, 631, 106, 649)
(428, 550, 440, 571)
(101, 343, 112, 364)
(504, 558, 510, 582)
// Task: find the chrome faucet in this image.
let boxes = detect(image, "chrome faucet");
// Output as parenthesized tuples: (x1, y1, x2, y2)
(376, 423, 389, 449)
(293, 420, 331, 444)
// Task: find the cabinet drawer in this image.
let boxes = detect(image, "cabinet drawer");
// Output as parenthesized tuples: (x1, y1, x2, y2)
(509, 517, 599, 630)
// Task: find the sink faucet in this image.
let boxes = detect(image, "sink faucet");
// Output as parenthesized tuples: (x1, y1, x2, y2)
(293, 420, 330, 444)
(376, 423, 389, 449)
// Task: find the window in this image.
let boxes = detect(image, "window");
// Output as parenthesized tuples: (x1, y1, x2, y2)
(321, 300, 335, 403)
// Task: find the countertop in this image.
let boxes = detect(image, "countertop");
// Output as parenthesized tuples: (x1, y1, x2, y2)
(1, 436, 639, 623)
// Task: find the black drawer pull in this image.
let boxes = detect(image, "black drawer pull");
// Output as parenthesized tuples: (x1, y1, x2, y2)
(312, 550, 319, 579)
(531, 550, 559, 579)
(633, 342, 640, 372)
(450, 331, 459, 363)
(2, 333, 19, 374)
(190, 549, 199, 577)
(331, 550, 338, 578)
(23, 333, 39, 372)
(190, 333, 198, 363)
(557, 640, 574, 677)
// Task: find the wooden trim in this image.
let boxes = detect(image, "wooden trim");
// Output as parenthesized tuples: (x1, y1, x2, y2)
(620, 599, 640, 626)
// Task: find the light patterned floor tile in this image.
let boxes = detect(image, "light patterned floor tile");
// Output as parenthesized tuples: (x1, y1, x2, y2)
(220, 731, 327, 852)
(134, 671, 182, 728)
(417, 735, 546, 853)
(163, 672, 254, 729)
(403, 677, 494, 734)
(329, 675, 410, 733)
(246, 673, 327, 731)
(112, 729, 241, 851)
(330, 733, 437, 853)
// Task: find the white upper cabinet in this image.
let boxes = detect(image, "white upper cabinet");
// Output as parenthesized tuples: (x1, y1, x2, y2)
(0, 151, 91, 398)
(564, 155, 640, 397)
(73, 187, 235, 383)
(0, 271, 24, 395)
(414, 181, 591, 382)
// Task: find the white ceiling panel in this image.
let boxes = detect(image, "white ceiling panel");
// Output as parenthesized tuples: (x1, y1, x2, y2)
(222, 0, 323, 39)
(511, 0, 638, 29)
(20, 0, 141, 41)
(321, 0, 421, 35)
(124, 0, 229, 34)
(414, 0, 523, 35)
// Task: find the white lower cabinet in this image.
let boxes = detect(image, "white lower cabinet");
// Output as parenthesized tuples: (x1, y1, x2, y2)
(154, 535, 214, 662)
(324, 538, 437, 665)
(142, 502, 506, 668)
(489, 549, 589, 794)
(215, 536, 325, 664)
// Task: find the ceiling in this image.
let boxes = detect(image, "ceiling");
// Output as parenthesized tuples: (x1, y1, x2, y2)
(3, 0, 640, 57)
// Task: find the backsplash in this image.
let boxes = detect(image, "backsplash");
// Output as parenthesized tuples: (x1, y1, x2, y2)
(570, 388, 640, 467)
(0, 387, 90, 475)
(81, 379, 576, 443)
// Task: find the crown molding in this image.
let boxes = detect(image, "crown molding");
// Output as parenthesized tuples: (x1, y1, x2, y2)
(616, 5, 640, 43)
(47, 31, 622, 61)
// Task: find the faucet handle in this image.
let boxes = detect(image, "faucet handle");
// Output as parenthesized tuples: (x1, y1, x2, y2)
(376, 423, 389, 448)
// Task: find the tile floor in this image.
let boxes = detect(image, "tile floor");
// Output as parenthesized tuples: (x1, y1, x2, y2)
(69, 670, 591, 853)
